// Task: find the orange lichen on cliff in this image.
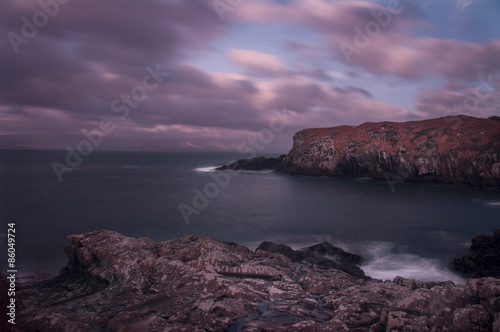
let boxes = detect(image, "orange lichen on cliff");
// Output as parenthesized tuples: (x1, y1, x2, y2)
(296, 116, 500, 159)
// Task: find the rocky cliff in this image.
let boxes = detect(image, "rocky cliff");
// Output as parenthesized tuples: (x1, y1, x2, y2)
(277, 115, 500, 188)
(11, 230, 500, 331)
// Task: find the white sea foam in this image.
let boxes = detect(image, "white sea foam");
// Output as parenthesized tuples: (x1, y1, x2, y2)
(483, 199, 500, 208)
(361, 253, 466, 284)
(350, 241, 466, 284)
(251, 237, 466, 284)
(193, 166, 219, 172)
(192, 167, 273, 174)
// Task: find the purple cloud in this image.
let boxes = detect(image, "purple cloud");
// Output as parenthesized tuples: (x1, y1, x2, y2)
(0, 0, 498, 151)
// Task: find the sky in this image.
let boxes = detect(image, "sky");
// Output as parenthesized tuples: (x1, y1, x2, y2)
(1, 0, 500, 153)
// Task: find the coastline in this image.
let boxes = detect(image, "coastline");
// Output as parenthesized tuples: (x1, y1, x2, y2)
(8, 230, 500, 331)
(217, 116, 500, 190)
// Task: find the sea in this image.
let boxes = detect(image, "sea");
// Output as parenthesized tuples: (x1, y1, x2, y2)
(1, 149, 499, 284)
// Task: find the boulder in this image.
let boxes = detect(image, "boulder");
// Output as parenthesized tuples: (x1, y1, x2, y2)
(453, 229, 500, 277)
(256, 240, 366, 278)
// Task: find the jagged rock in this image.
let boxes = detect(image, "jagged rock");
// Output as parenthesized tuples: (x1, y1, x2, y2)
(256, 240, 366, 278)
(62, 230, 157, 290)
(216, 155, 286, 171)
(452, 305, 491, 332)
(13, 230, 500, 331)
(385, 311, 414, 331)
(307, 241, 363, 265)
(395, 285, 469, 316)
(453, 229, 500, 277)
(466, 277, 500, 299)
(274, 116, 500, 188)
(393, 276, 456, 290)
(216, 116, 500, 189)
(256, 241, 297, 258)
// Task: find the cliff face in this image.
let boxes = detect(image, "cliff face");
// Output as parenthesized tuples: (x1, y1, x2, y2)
(14, 230, 500, 331)
(278, 116, 500, 188)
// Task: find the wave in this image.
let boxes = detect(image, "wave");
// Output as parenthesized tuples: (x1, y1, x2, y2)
(244, 236, 466, 284)
(483, 199, 500, 208)
(331, 240, 465, 284)
(360, 247, 465, 284)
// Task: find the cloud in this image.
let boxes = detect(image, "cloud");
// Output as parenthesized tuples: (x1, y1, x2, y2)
(227, 49, 288, 75)
(417, 84, 500, 120)
(236, 0, 500, 82)
(454, 0, 474, 14)
(1, 0, 498, 152)
(0, 0, 227, 110)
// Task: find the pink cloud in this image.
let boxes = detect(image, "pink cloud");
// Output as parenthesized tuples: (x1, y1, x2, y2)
(336, 35, 500, 81)
(236, 0, 500, 82)
(227, 49, 288, 74)
(417, 85, 500, 119)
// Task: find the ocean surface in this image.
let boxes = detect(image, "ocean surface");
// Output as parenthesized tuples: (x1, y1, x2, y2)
(1, 149, 499, 284)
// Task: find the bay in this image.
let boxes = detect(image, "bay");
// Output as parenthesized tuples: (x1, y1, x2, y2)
(1, 149, 499, 283)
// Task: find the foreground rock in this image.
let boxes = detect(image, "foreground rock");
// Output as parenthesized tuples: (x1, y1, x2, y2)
(257, 241, 365, 278)
(14, 230, 500, 331)
(453, 229, 500, 277)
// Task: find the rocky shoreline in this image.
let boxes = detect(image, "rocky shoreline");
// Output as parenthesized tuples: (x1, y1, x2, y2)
(6, 230, 500, 331)
(216, 155, 286, 172)
(218, 116, 500, 189)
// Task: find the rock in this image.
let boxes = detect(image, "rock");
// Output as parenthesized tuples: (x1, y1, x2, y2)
(452, 305, 491, 332)
(62, 230, 157, 290)
(14, 230, 500, 331)
(256, 240, 366, 278)
(216, 155, 286, 171)
(386, 311, 413, 331)
(393, 276, 456, 290)
(215, 116, 500, 188)
(453, 229, 500, 277)
(465, 277, 500, 299)
(395, 285, 470, 316)
(307, 242, 363, 265)
(275, 116, 500, 189)
(256, 241, 296, 258)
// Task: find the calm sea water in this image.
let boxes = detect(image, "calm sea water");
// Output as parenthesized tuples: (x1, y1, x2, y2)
(1, 150, 499, 283)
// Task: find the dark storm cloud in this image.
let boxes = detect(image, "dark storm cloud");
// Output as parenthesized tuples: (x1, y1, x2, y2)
(0, 0, 233, 148)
